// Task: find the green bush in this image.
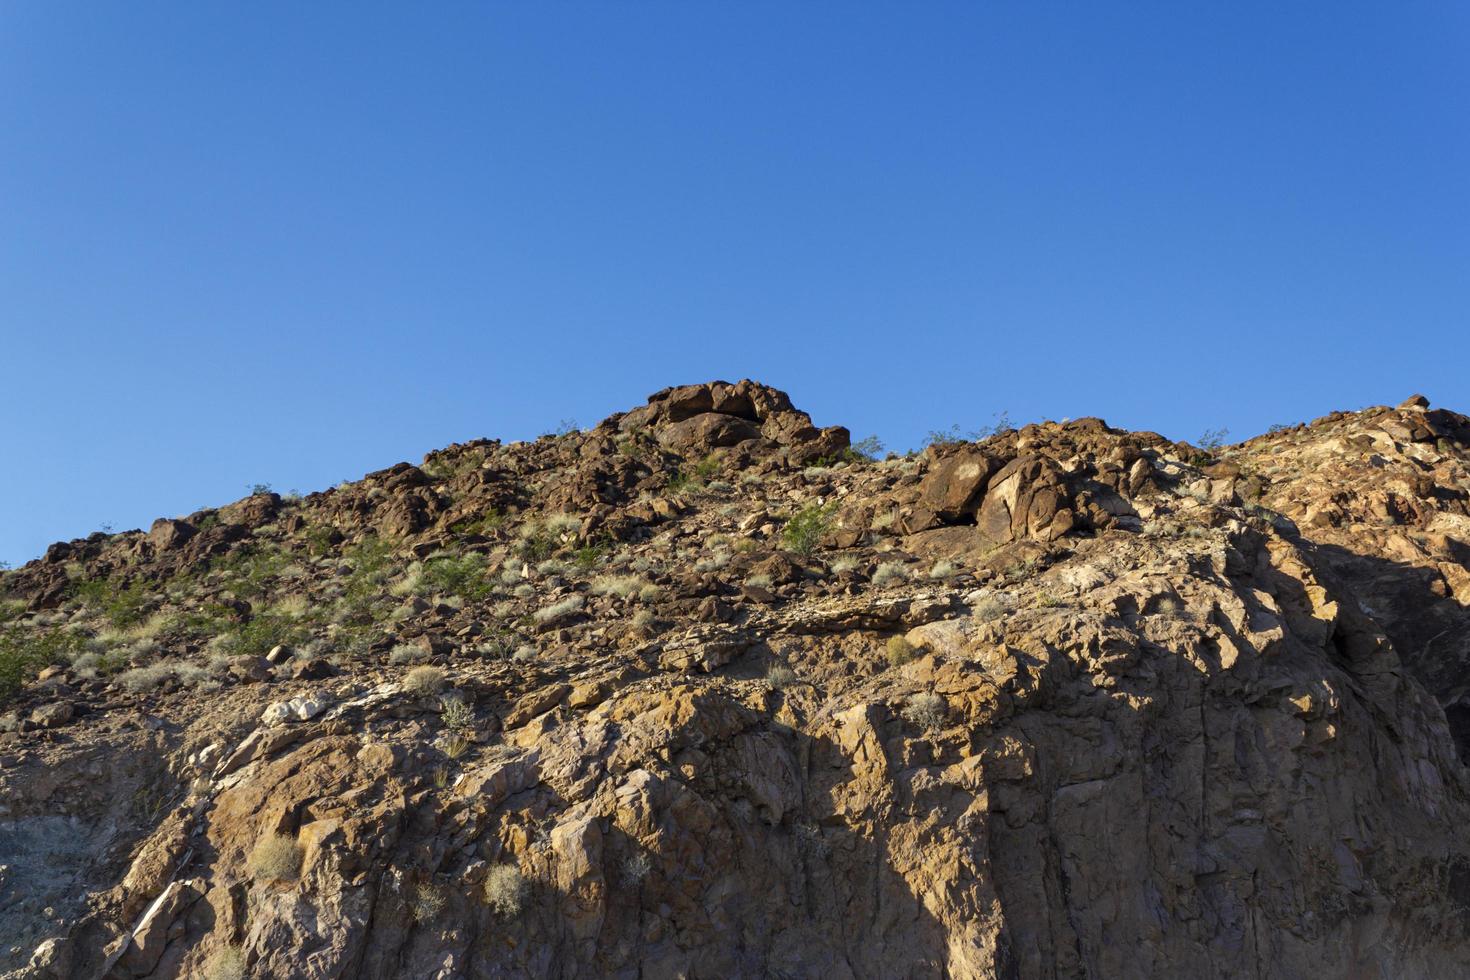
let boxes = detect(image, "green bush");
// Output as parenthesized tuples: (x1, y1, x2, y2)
(420, 553, 492, 600)
(72, 577, 152, 627)
(229, 613, 303, 657)
(782, 503, 838, 556)
(0, 627, 82, 703)
(667, 454, 721, 494)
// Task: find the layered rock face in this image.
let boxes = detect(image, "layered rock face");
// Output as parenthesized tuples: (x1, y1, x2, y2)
(2, 381, 1470, 979)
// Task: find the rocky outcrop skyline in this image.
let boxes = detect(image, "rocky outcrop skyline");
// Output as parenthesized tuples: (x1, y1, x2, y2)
(3, 382, 1469, 978)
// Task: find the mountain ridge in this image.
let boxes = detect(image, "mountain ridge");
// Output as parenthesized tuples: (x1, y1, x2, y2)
(3, 380, 1470, 978)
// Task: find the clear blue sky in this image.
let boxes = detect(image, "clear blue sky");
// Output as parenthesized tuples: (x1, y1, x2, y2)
(2, 3, 1467, 566)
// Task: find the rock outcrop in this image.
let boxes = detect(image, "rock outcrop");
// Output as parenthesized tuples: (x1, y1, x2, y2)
(2, 382, 1470, 978)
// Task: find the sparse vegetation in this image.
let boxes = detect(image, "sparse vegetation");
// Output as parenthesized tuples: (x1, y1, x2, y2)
(116, 663, 177, 693)
(404, 665, 447, 696)
(203, 946, 247, 980)
(885, 635, 915, 667)
(518, 514, 580, 561)
(667, 454, 722, 494)
(441, 696, 474, 733)
(484, 864, 527, 916)
(0, 626, 83, 703)
(411, 882, 447, 923)
(971, 594, 1007, 621)
(533, 595, 584, 623)
(902, 693, 947, 732)
(418, 552, 493, 600)
(765, 665, 798, 689)
(872, 562, 908, 587)
(591, 574, 645, 599)
(1198, 427, 1229, 452)
(247, 832, 303, 882)
(923, 424, 977, 449)
(782, 502, 837, 556)
(622, 852, 653, 887)
(71, 577, 152, 628)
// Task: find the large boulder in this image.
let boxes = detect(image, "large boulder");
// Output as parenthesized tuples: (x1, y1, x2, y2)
(621, 380, 849, 462)
(146, 518, 195, 552)
(906, 449, 1002, 531)
(976, 456, 1077, 543)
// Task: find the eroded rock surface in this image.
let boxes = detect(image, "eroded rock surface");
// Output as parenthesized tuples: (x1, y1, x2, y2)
(2, 382, 1470, 978)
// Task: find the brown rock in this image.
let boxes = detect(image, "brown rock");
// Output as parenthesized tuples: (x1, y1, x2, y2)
(146, 518, 196, 551)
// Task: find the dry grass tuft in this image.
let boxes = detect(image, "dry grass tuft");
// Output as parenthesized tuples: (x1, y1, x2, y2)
(247, 832, 303, 882)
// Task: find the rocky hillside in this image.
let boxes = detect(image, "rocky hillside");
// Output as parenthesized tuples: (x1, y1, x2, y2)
(3, 380, 1470, 979)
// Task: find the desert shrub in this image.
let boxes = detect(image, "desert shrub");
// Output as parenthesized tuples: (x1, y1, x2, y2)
(447, 509, 506, 537)
(872, 562, 908, 587)
(542, 513, 582, 536)
(389, 643, 423, 665)
(404, 665, 447, 696)
(631, 610, 657, 630)
(765, 665, 798, 689)
(782, 503, 837, 556)
(419, 553, 492, 600)
(443, 733, 470, 759)
(693, 552, 730, 573)
(440, 696, 474, 733)
(247, 833, 303, 882)
(117, 663, 176, 693)
(923, 424, 978, 449)
(928, 560, 957, 579)
(885, 636, 915, 667)
(515, 531, 552, 564)
(0, 627, 83, 703)
(202, 946, 247, 980)
(622, 852, 652, 886)
(972, 595, 1007, 621)
(72, 577, 152, 628)
(532, 595, 583, 624)
(411, 882, 447, 923)
(229, 612, 304, 658)
(212, 546, 289, 600)
(484, 864, 527, 916)
(828, 555, 859, 575)
(902, 693, 947, 732)
(516, 519, 566, 561)
(667, 454, 721, 494)
(744, 573, 773, 589)
(1197, 427, 1229, 452)
(591, 575, 643, 599)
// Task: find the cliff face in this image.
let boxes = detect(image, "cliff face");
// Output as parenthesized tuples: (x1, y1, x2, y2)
(3, 382, 1470, 979)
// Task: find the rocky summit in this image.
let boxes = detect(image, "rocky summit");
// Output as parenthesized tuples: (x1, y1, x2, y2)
(4, 380, 1470, 979)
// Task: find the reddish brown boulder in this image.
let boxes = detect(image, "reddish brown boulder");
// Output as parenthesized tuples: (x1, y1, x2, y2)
(907, 450, 1001, 531)
(976, 456, 1074, 543)
(146, 518, 195, 552)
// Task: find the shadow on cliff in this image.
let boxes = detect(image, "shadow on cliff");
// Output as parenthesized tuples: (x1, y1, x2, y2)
(1293, 537, 1470, 762)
